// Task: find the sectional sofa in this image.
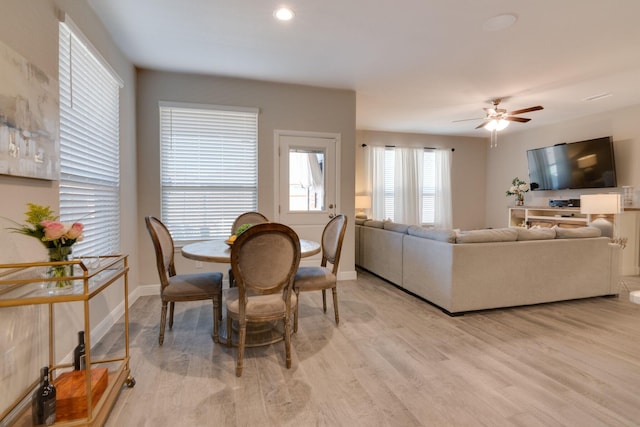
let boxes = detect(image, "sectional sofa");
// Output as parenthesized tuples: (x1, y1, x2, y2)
(355, 219, 620, 315)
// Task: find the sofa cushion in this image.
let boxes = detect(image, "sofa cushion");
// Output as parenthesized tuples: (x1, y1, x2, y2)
(516, 227, 556, 241)
(363, 220, 384, 228)
(554, 226, 602, 239)
(455, 228, 518, 243)
(383, 221, 410, 234)
(407, 226, 456, 243)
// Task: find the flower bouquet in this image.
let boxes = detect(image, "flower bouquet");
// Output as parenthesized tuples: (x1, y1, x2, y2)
(9, 203, 84, 288)
(506, 177, 530, 206)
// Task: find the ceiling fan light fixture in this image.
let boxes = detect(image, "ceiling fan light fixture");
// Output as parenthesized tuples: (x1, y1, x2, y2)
(482, 14, 517, 32)
(484, 119, 509, 131)
(274, 7, 295, 21)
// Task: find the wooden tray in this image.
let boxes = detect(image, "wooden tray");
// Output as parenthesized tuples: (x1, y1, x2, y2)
(53, 368, 108, 421)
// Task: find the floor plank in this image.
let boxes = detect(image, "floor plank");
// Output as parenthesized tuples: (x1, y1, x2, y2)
(101, 270, 640, 426)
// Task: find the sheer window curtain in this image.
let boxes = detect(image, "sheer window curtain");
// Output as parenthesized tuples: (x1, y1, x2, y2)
(434, 149, 453, 229)
(395, 147, 422, 225)
(365, 146, 387, 220)
(365, 145, 453, 227)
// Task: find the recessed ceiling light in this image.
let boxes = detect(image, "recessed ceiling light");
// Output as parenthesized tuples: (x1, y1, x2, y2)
(274, 7, 295, 21)
(482, 14, 517, 32)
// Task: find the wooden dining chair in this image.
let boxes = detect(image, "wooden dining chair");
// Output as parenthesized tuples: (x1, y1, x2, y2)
(228, 212, 269, 287)
(224, 222, 301, 376)
(293, 214, 347, 332)
(145, 216, 223, 345)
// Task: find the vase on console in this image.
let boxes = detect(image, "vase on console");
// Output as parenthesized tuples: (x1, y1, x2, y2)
(47, 246, 74, 290)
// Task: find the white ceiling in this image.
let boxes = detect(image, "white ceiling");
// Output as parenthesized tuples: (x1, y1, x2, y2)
(88, 0, 640, 137)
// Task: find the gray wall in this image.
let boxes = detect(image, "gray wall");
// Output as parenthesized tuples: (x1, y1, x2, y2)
(355, 130, 488, 230)
(136, 69, 357, 284)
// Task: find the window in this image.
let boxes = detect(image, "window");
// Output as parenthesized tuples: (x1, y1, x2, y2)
(58, 18, 122, 256)
(381, 148, 435, 224)
(288, 149, 325, 211)
(159, 102, 258, 243)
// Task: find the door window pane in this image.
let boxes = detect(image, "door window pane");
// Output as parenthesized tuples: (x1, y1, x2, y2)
(289, 149, 325, 211)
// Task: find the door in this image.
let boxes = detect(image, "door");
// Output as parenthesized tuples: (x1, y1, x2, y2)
(276, 130, 340, 264)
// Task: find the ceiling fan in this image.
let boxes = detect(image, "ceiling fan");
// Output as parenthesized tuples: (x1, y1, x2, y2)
(455, 98, 544, 147)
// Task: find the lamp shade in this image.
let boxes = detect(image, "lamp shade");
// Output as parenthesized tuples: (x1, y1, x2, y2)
(580, 193, 621, 214)
(355, 195, 372, 209)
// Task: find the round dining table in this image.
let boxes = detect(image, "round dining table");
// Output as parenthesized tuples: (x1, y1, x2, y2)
(181, 238, 321, 347)
(181, 238, 321, 263)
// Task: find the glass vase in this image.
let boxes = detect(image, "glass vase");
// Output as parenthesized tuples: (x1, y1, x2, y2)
(515, 193, 524, 206)
(47, 247, 74, 289)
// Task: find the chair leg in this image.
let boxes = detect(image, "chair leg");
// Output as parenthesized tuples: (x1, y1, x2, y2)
(159, 302, 168, 345)
(284, 312, 292, 369)
(169, 301, 175, 329)
(332, 287, 339, 325)
(226, 314, 233, 348)
(322, 289, 327, 313)
(236, 320, 246, 377)
(294, 288, 300, 333)
(212, 297, 220, 343)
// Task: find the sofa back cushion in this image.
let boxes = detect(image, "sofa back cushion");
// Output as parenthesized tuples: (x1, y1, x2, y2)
(363, 220, 384, 228)
(407, 226, 456, 243)
(516, 227, 556, 241)
(384, 221, 410, 234)
(554, 226, 602, 239)
(455, 227, 518, 243)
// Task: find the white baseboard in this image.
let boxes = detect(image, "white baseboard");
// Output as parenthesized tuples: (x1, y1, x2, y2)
(338, 270, 357, 281)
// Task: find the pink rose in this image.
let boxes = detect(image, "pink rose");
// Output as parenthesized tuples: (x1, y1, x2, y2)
(41, 221, 66, 241)
(66, 222, 84, 240)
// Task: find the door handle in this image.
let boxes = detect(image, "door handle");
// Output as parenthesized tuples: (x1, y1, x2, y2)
(328, 213, 335, 218)
(329, 203, 334, 209)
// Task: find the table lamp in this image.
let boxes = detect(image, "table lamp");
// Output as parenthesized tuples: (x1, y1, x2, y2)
(580, 193, 621, 237)
(355, 195, 371, 219)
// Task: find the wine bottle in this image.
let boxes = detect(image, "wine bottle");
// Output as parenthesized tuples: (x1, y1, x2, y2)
(32, 366, 56, 426)
(74, 330, 86, 370)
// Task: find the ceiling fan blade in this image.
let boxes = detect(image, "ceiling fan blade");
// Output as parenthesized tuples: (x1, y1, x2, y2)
(475, 120, 492, 129)
(452, 117, 484, 123)
(505, 116, 531, 123)
(509, 105, 543, 115)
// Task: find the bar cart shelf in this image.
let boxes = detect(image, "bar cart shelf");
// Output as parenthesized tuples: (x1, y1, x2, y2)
(0, 255, 134, 426)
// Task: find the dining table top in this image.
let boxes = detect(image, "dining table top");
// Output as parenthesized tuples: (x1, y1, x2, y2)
(181, 238, 321, 263)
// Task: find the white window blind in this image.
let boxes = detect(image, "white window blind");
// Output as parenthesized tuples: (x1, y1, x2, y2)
(58, 20, 121, 256)
(159, 102, 258, 243)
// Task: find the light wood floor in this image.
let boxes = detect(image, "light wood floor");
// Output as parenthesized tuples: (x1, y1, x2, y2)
(99, 271, 640, 427)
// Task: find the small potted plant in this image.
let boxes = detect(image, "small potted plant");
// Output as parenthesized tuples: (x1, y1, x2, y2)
(506, 177, 530, 206)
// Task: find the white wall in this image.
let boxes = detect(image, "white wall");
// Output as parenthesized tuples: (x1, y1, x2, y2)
(356, 130, 488, 230)
(485, 105, 640, 228)
(0, 0, 136, 415)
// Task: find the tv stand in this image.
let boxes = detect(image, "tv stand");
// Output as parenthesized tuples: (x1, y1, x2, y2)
(508, 206, 640, 275)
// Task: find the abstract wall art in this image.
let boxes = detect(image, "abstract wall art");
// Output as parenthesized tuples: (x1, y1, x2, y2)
(0, 41, 59, 180)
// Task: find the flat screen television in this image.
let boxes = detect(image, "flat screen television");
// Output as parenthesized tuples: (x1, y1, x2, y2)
(527, 136, 617, 191)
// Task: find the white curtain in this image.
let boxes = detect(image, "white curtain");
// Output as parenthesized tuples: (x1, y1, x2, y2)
(365, 146, 386, 220)
(394, 147, 422, 224)
(434, 149, 453, 229)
